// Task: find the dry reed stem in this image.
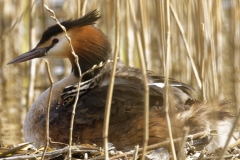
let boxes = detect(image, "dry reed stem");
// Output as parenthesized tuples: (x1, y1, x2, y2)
(169, 2, 202, 89)
(125, 0, 131, 66)
(233, 1, 240, 111)
(102, 1, 120, 159)
(201, 23, 206, 100)
(77, 0, 81, 18)
(139, 0, 148, 68)
(214, 0, 223, 98)
(41, 61, 54, 160)
(81, 0, 87, 17)
(186, 0, 192, 83)
(26, 0, 35, 111)
(210, 1, 219, 96)
(44, 5, 82, 159)
(164, 1, 177, 160)
(156, 0, 166, 70)
(128, 1, 149, 159)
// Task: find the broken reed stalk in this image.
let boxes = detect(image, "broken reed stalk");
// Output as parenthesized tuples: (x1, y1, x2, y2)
(103, 1, 120, 159)
(128, 0, 149, 159)
(169, 2, 202, 89)
(164, 1, 177, 160)
(41, 61, 54, 160)
(133, 145, 139, 160)
(228, 138, 240, 149)
(44, 5, 82, 159)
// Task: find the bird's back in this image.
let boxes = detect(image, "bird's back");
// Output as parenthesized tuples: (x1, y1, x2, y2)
(41, 62, 197, 149)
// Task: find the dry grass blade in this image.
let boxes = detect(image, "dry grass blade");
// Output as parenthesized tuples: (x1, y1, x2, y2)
(128, 0, 149, 159)
(41, 61, 54, 160)
(102, 1, 120, 159)
(44, 4, 82, 159)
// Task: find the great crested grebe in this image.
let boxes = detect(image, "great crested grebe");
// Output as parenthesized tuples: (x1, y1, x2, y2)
(8, 10, 234, 152)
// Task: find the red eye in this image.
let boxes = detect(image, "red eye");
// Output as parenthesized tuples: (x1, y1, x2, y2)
(52, 38, 59, 45)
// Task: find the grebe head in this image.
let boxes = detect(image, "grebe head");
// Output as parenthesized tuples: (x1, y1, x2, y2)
(8, 10, 112, 78)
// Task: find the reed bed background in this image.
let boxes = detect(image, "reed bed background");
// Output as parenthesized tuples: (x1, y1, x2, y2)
(0, 0, 239, 151)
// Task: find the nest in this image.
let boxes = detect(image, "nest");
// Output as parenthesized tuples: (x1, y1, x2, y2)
(1, 130, 240, 160)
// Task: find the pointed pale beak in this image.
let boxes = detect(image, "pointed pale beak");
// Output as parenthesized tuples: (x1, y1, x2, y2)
(7, 47, 47, 65)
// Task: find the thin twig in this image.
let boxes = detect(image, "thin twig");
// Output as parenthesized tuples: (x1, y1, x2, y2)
(41, 61, 54, 160)
(44, 5, 82, 159)
(169, 2, 202, 89)
(103, 1, 120, 159)
(165, 1, 177, 160)
(128, 1, 149, 159)
(81, 60, 114, 78)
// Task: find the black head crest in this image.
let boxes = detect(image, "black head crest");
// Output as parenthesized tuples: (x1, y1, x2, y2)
(37, 10, 100, 46)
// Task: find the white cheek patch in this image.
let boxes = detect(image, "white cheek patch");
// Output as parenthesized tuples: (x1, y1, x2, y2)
(46, 39, 70, 59)
(44, 33, 70, 59)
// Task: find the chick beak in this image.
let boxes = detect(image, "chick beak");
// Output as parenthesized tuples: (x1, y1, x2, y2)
(7, 47, 47, 65)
